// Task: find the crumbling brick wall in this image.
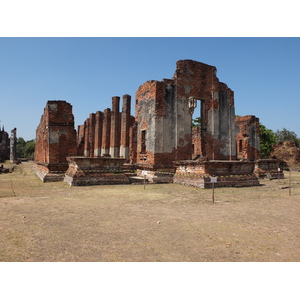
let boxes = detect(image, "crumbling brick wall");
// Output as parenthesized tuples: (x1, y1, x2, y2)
(35, 101, 77, 172)
(135, 60, 237, 170)
(235, 115, 260, 160)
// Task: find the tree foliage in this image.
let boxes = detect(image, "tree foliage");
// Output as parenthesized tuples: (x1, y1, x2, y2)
(16, 137, 26, 158)
(24, 139, 36, 159)
(259, 124, 276, 159)
(260, 125, 299, 159)
(192, 117, 201, 127)
(275, 128, 299, 147)
(16, 138, 35, 159)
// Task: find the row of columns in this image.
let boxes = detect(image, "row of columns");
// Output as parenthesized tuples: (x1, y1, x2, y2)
(82, 94, 132, 159)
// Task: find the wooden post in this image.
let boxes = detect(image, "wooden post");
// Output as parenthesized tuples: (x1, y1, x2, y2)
(210, 176, 217, 203)
(289, 171, 292, 196)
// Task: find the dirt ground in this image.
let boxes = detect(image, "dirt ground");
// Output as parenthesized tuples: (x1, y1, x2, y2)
(0, 161, 299, 262)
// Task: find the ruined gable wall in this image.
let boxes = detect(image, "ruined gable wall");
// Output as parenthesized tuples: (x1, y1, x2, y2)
(173, 60, 237, 160)
(135, 60, 238, 167)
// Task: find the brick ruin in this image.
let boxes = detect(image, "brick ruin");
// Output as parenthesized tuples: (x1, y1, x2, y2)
(0, 126, 18, 165)
(0, 126, 10, 162)
(34, 101, 77, 181)
(34, 59, 279, 187)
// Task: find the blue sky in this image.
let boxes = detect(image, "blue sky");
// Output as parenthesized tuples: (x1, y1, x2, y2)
(0, 37, 299, 141)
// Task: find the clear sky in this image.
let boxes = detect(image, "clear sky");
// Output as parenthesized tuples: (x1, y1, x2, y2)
(0, 37, 299, 141)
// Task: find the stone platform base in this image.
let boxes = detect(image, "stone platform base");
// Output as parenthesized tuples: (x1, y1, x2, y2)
(64, 173, 130, 186)
(64, 156, 130, 186)
(174, 173, 259, 188)
(173, 160, 260, 188)
(136, 168, 175, 183)
(34, 163, 66, 182)
(255, 159, 284, 179)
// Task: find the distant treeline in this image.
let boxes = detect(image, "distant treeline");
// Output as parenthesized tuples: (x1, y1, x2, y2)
(16, 138, 35, 160)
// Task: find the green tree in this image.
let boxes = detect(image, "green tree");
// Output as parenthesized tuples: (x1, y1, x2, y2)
(16, 137, 26, 158)
(260, 124, 276, 159)
(274, 128, 299, 147)
(24, 139, 36, 160)
(192, 117, 201, 127)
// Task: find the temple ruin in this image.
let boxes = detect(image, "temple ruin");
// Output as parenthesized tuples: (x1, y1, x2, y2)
(35, 59, 279, 187)
(0, 126, 17, 164)
(0, 126, 10, 162)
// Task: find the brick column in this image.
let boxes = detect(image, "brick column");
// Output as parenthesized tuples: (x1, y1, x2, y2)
(88, 113, 96, 157)
(101, 108, 111, 156)
(129, 117, 137, 164)
(94, 111, 103, 157)
(110, 96, 120, 158)
(77, 125, 85, 156)
(83, 119, 90, 157)
(120, 94, 131, 159)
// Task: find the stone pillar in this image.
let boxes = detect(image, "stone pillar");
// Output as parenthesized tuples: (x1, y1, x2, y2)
(120, 94, 131, 159)
(94, 111, 103, 157)
(83, 119, 90, 157)
(110, 96, 120, 158)
(10, 128, 17, 163)
(101, 108, 111, 156)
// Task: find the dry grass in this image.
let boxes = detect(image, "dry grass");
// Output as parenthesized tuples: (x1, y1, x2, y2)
(0, 161, 299, 262)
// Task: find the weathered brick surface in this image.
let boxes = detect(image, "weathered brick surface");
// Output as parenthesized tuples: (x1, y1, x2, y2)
(101, 108, 111, 156)
(78, 95, 135, 162)
(64, 156, 130, 186)
(110, 97, 121, 157)
(135, 60, 238, 173)
(94, 111, 103, 157)
(192, 127, 202, 158)
(173, 160, 260, 188)
(255, 159, 284, 179)
(236, 115, 260, 160)
(34, 101, 77, 179)
(120, 94, 131, 159)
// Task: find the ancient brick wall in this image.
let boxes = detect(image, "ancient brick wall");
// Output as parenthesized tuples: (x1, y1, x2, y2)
(35, 101, 77, 172)
(192, 126, 202, 158)
(235, 115, 260, 160)
(135, 60, 237, 171)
